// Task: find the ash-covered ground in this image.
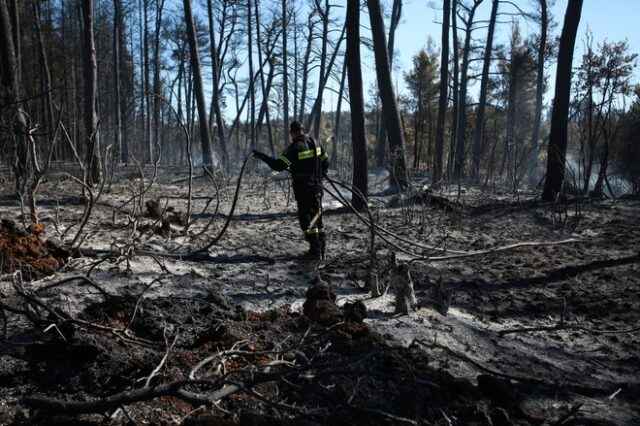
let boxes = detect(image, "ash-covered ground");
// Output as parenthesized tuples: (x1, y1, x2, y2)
(1, 165, 638, 425)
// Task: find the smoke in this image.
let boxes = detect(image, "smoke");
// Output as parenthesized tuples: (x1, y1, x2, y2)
(565, 153, 633, 197)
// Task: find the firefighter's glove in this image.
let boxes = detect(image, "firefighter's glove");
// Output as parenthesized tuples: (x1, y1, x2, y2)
(252, 150, 267, 161)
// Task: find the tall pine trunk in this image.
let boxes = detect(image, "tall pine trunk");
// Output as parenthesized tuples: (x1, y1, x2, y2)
(448, 1, 459, 178)
(81, 0, 102, 185)
(542, 0, 583, 201)
(246, 0, 256, 152)
(152, 0, 165, 163)
(331, 58, 347, 169)
(375, 0, 402, 169)
(471, 0, 498, 182)
(281, 0, 290, 146)
(453, 0, 483, 179)
(32, 1, 56, 161)
(0, 0, 29, 192)
(433, 0, 450, 185)
(346, 0, 368, 211)
(367, 0, 408, 189)
(529, 0, 547, 188)
(113, 0, 125, 163)
(207, 0, 228, 168)
(183, 0, 214, 170)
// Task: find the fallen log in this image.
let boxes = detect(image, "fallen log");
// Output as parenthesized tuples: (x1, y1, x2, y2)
(389, 189, 462, 213)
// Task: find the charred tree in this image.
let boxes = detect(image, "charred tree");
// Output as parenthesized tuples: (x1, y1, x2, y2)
(253, 0, 276, 157)
(207, 0, 228, 168)
(528, 0, 547, 188)
(304, 22, 346, 139)
(183, 0, 215, 170)
(297, 13, 316, 123)
(246, 0, 256, 152)
(448, 0, 459, 178)
(152, 0, 165, 163)
(542, 0, 583, 201)
(471, 0, 498, 182)
(0, 0, 29, 192)
(308, 0, 331, 139)
(113, 0, 126, 163)
(81, 0, 102, 185)
(367, 0, 408, 189)
(331, 58, 347, 169)
(433, 0, 450, 185)
(346, 0, 368, 211)
(142, 0, 152, 162)
(374, 0, 402, 169)
(281, 0, 290, 146)
(453, 0, 483, 179)
(31, 1, 55, 154)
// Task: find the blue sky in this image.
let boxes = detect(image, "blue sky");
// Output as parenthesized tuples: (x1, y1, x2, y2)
(352, 0, 640, 108)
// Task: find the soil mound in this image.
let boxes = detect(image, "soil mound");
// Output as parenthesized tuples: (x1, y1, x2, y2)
(0, 219, 67, 280)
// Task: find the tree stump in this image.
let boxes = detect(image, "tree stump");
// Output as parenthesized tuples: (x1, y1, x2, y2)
(390, 253, 417, 315)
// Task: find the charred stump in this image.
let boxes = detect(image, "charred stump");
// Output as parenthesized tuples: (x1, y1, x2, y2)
(390, 253, 417, 315)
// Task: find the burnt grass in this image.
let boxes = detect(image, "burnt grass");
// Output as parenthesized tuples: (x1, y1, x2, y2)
(0, 173, 639, 425)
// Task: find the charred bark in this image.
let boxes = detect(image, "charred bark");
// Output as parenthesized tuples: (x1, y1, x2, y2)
(346, 0, 368, 211)
(542, 0, 583, 201)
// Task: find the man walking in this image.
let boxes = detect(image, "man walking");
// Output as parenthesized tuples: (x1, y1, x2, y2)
(253, 121, 329, 260)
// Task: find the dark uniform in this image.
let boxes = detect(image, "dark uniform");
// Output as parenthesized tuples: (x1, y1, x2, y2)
(253, 124, 329, 260)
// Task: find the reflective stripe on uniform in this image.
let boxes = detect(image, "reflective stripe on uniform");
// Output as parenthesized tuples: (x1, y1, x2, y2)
(298, 147, 322, 160)
(304, 226, 325, 235)
(278, 156, 292, 167)
(320, 152, 329, 161)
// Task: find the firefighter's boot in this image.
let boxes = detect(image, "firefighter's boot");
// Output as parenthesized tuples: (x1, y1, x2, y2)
(301, 234, 322, 261)
(319, 233, 326, 260)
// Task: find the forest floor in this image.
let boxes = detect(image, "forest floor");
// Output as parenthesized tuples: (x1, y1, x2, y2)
(0, 165, 639, 425)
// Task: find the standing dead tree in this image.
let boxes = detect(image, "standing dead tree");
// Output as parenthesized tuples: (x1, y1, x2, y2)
(433, 0, 450, 186)
(367, 0, 408, 189)
(471, 0, 499, 182)
(542, 0, 583, 201)
(452, 0, 483, 179)
(390, 252, 417, 315)
(183, 0, 215, 171)
(0, 0, 58, 224)
(81, 0, 102, 186)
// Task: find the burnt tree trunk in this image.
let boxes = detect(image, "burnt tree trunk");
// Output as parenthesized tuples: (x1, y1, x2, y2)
(152, 0, 165, 163)
(298, 14, 315, 123)
(528, 0, 547, 188)
(246, 0, 256, 152)
(0, 0, 30, 193)
(346, 0, 368, 211)
(471, 0, 498, 182)
(448, 0, 459, 178)
(374, 0, 402, 169)
(542, 0, 583, 201)
(331, 58, 347, 169)
(281, 0, 290, 145)
(207, 0, 229, 169)
(308, 0, 330, 139)
(113, 0, 126, 162)
(367, 0, 408, 189)
(453, 0, 483, 179)
(433, 0, 450, 185)
(81, 0, 102, 185)
(32, 1, 56, 155)
(391, 253, 416, 315)
(183, 0, 214, 169)
(142, 0, 152, 162)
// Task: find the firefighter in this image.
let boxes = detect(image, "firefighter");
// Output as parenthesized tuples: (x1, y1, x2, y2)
(253, 121, 330, 260)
